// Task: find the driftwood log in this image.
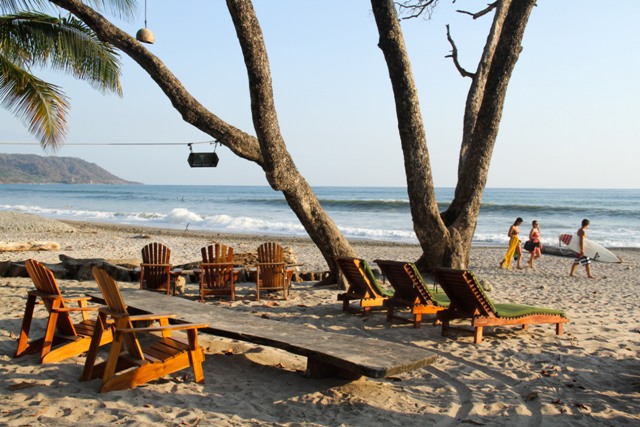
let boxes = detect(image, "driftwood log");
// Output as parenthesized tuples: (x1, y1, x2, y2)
(0, 241, 61, 252)
(1, 254, 329, 283)
(0, 255, 137, 281)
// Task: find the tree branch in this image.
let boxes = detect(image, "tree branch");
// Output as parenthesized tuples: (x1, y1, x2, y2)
(457, 2, 498, 19)
(444, 24, 475, 78)
(49, 0, 263, 165)
(395, 0, 439, 20)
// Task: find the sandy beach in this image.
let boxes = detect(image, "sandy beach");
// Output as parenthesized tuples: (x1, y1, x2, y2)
(0, 212, 638, 426)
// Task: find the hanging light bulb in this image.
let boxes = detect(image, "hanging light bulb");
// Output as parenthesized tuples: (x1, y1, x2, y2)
(136, 0, 155, 44)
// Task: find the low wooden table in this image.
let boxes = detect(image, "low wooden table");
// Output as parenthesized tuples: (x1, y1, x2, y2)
(89, 289, 437, 380)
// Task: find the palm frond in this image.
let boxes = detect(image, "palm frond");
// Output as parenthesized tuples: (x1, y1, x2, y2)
(1, 1, 136, 19)
(0, 54, 68, 149)
(0, 12, 122, 95)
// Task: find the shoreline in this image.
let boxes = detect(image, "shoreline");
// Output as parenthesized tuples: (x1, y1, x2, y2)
(49, 218, 640, 252)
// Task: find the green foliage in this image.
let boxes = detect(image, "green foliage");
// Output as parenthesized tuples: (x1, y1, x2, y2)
(0, 4, 124, 149)
(0, 153, 138, 184)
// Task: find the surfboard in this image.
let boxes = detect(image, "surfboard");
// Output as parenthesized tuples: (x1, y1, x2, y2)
(558, 233, 621, 263)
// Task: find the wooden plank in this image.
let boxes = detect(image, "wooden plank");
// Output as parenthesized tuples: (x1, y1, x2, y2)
(89, 289, 436, 379)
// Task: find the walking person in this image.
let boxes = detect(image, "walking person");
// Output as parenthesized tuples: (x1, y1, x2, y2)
(569, 219, 596, 279)
(499, 217, 523, 270)
(527, 220, 543, 269)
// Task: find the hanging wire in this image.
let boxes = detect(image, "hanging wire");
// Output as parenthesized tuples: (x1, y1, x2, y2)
(0, 140, 217, 147)
(144, 0, 148, 28)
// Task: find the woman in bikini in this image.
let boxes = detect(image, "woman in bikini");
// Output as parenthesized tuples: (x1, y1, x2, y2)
(499, 217, 523, 270)
(527, 220, 543, 269)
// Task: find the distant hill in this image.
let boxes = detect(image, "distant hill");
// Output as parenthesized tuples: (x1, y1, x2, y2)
(0, 153, 139, 184)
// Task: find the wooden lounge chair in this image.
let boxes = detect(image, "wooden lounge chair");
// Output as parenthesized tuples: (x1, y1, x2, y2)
(139, 242, 172, 294)
(255, 242, 291, 300)
(15, 259, 112, 364)
(334, 256, 393, 314)
(431, 267, 569, 344)
(199, 243, 236, 302)
(81, 267, 208, 392)
(374, 259, 450, 328)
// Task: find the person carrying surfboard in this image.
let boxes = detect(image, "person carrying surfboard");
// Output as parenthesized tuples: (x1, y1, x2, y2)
(569, 219, 596, 279)
(499, 217, 523, 270)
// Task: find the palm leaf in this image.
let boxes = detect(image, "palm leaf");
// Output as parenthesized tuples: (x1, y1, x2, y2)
(1, 1, 137, 19)
(0, 54, 68, 149)
(1, 12, 122, 95)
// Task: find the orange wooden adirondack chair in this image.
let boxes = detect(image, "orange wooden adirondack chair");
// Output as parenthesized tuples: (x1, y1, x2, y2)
(82, 267, 208, 392)
(334, 256, 393, 314)
(15, 259, 112, 364)
(139, 242, 172, 294)
(255, 242, 290, 300)
(374, 259, 449, 328)
(431, 267, 569, 344)
(199, 243, 236, 301)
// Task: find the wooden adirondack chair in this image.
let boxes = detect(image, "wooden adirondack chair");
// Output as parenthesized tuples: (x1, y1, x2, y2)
(255, 242, 290, 300)
(139, 242, 172, 294)
(432, 267, 569, 344)
(15, 259, 112, 364)
(199, 243, 236, 301)
(82, 267, 208, 392)
(334, 256, 394, 315)
(374, 259, 449, 328)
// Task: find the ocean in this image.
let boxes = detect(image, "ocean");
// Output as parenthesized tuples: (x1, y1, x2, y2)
(1, 185, 638, 248)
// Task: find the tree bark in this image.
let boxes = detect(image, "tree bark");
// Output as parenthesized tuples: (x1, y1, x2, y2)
(50, 0, 356, 285)
(372, 0, 536, 270)
(370, 0, 449, 269)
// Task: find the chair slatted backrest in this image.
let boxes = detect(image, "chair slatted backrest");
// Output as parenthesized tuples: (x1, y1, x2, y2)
(140, 242, 171, 291)
(335, 256, 391, 298)
(92, 267, 144, 359)
(374, 259, 433, 305)
(25, 259, 76, 336)
(257, 242, 285, 287)
(431, 267, 497, 318)
(201, 243, 234, 288)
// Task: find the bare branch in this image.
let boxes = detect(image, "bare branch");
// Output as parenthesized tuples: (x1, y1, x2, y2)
(444, 24, 475, 78)
(395, 0, 439, 20)
(457, 2, 498, 19)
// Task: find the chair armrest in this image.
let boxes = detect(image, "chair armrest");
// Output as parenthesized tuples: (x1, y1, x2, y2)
(128, 313, 178, 322)
(53, 307, 99, 313)
(200, 262, 234, 267)
(61, 296, 92, 303)
(257, 262, 286, 267)
(118, 323, 209, 334)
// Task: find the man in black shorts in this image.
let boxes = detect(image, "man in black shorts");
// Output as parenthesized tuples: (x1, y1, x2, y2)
(569, 219, 595, 279)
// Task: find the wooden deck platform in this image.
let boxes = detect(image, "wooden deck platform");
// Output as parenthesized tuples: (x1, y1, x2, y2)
(89, 289, 437, 380)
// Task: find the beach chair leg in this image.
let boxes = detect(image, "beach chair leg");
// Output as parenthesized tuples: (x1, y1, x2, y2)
(40, 310, 60, 362)
(386, 307, 394, 323)
(413, 314, 422, 329)
(15, 294, 37, 358)
(81, 313, 108, 381)
(441, 320, 449, 337)
(188, 329, 205, 384)
(522, 324, 529, 330)
(556, 323, 564, 335)
(473, 327, 483, 344)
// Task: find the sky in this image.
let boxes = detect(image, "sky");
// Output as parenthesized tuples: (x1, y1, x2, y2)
(1, 0, 639, 188)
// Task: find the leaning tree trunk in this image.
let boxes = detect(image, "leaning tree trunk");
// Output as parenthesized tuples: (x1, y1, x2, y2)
(371, 0, 450, 269)
(372, 0, 537, 271)
(51, 0, 356, 285)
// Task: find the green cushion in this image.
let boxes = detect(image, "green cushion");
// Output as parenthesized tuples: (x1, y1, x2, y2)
(427, 287, 451, 307)
(468, 271, 499, 314)
(363, 261, 394, 297)
(494, 303, 566, 319)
